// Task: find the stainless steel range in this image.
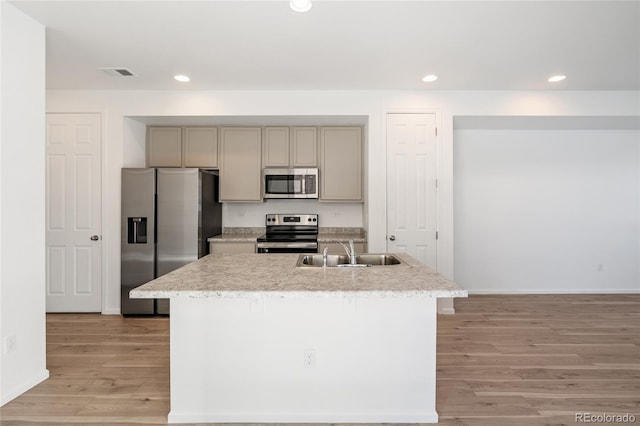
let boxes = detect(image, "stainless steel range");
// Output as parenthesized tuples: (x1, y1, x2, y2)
(256, 214, 318, 253)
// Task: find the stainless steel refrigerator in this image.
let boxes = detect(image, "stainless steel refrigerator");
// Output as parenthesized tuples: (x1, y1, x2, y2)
(121, 168, 221, 315)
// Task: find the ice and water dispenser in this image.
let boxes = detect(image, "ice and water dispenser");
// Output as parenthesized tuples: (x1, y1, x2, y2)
(127, 217, 147, 244)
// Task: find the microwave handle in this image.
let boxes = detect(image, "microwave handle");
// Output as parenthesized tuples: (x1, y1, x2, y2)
(301, 175, 306, 195)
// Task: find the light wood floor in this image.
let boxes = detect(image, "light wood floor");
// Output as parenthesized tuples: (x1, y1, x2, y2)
(1, 294, 639, 425)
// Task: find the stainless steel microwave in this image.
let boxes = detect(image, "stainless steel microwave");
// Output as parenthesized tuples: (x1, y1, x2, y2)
(263, 168, 318, 199)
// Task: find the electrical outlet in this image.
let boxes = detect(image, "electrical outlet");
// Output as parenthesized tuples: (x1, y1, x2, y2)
(303, 349, 316, 368)
(3, 334, 17, 354)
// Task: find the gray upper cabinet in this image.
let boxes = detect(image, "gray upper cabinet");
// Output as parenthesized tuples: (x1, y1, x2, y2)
(147, 127, 182, 167)
(183, 127, 218, 168)
(319, 127, 363, 202)
(220, 127, 262, 202)
(147, 126, 218, 168)
(291, 127, 317, 167)
(147, 125, 364, 203)
(262, 127, 290, 167)
(263, 126, 318, 168)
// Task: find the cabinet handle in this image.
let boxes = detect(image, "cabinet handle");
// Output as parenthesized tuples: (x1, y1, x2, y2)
(389, 235, 396, 241)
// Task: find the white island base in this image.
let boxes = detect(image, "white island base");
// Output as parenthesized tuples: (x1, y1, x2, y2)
(168, 296, 438, 424)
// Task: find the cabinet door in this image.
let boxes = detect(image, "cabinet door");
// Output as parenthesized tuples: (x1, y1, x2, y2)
(220, 127, 262, 202)
(262, 127, 290, 167)
(183, 127, 218, 168)
(147, 127, 182, 167)
(291, 127, 317, 167)
(319, 127, 362, 201)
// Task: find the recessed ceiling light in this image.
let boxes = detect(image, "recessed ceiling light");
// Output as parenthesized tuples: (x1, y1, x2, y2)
(422, 74, 438, 82)
(174, 75, 190, 83)
(290, 0, 312, 13)
(548, 75, 566, 83)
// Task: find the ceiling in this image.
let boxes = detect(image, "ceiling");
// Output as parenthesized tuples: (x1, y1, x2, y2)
(10, 0, 640, 91)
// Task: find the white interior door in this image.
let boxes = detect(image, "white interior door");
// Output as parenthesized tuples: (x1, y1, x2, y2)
(46, 113, 102, 312)
(387, 113, 438, 269)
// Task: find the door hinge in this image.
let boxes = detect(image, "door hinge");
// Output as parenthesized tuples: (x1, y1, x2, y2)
(435, 179, 438, 188)
(435, 127, 438, 136)
(436, 231, 439, 240)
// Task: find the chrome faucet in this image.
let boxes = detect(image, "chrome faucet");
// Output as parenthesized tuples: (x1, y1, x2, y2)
(322, 246, 329, 267)
(338, 239, 357, 265)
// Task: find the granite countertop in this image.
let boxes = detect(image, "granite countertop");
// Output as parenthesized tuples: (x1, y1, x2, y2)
(207, 227, 263, 243)
(130, 252, 467, 300)
(317, 228, 366, 243)
(208, 227, 367, 243)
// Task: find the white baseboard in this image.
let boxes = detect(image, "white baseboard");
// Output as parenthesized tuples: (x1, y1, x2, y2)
(0, 369, 49, 407)
(437, 297, 456, 314)
(169, 411, 438, 424)
(101, 308, 121, 315)
(467, 289, 640, 295)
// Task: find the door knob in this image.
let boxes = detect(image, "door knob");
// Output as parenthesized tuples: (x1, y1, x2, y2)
(389, 235, 396, 241)
(90, 235, 100, 241)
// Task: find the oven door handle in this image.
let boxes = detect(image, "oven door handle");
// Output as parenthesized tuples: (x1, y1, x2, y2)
(256, 242, 318, 249)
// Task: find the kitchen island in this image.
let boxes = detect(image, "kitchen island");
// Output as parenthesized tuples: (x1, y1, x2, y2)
(131, 252, 466, 424)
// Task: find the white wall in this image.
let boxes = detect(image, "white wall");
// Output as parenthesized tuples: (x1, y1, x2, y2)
(0, 2, 48, 405)
(44, 89, 640, 313)
(454, 128, 640, 293)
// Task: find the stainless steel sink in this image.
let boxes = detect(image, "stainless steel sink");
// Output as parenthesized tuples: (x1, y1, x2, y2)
(296, 254, 403, 268)
(296, 254, 349, 267)
(353, 254, 403, 265)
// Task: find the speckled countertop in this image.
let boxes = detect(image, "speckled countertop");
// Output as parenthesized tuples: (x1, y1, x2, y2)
(208, 227, 367, 243)
(130, 252, 466, 300)
(317, 228, 366, 243)
(207, 227, 264, 242)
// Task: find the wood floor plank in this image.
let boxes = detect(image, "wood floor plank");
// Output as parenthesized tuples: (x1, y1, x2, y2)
(1, 295, 639, 425)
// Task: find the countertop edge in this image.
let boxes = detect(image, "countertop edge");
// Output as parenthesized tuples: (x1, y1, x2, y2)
(130, 289, 468, 299)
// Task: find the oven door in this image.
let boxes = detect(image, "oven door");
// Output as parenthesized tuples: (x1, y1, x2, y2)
(256, 242, 318, 254)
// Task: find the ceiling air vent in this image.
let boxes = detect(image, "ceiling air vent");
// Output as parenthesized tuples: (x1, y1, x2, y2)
(97, 67, 136, 77)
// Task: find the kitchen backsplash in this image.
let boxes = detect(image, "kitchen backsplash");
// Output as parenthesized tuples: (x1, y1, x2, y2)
(222, 199, 364, 228)
(220, 227, 365, 236)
